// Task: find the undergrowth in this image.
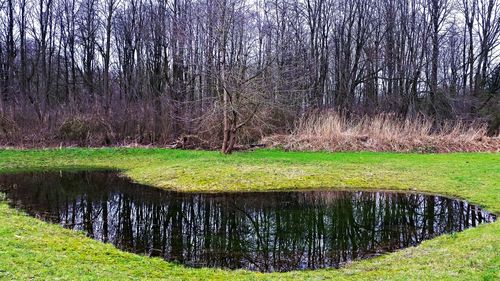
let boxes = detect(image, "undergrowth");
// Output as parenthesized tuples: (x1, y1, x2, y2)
(264, 111, 500, 152)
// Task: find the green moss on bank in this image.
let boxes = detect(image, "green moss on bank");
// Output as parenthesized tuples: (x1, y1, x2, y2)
(0, 148, 499, 280)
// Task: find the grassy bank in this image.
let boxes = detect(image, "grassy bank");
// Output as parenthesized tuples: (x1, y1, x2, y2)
(0, 148, 499, 280)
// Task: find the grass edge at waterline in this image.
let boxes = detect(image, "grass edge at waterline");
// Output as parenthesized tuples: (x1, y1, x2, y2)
(0, 148, 498, 280)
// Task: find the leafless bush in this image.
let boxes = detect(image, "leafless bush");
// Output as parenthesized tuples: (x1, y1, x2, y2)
(58, 115, 114, 146)
(0, 113, 19, 142)
(263, 111, 499, 152)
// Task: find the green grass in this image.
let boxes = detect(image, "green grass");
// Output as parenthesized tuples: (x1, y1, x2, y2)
(0, 148, 498, 280)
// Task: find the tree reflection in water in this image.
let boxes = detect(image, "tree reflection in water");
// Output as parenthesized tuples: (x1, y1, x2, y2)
(0, 171, 495, 272)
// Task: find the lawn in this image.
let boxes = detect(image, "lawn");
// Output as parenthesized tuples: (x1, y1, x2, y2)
(0, 148, 498, 280)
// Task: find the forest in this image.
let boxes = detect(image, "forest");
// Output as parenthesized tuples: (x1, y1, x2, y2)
(0, 0, 499, 152)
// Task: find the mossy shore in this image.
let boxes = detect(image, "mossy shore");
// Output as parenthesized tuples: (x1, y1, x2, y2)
(0, 148, 498, 280)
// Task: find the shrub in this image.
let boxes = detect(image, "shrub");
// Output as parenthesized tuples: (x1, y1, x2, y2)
(58, 116, 114, 146)
(0, 114, 19, 141)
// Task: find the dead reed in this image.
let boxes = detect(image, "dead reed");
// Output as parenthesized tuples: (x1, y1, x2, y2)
(263, 111, 499, 152)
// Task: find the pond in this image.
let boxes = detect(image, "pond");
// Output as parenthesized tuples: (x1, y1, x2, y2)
(0, 171, 495, 272)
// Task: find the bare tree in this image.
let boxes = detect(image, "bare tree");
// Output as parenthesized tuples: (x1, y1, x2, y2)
(0, 0, 499, 147)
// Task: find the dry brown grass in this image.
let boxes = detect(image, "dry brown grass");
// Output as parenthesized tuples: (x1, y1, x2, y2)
(263, 111, 500, 152)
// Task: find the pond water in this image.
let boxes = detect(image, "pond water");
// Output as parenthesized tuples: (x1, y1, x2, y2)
(0, 171, 495, 272)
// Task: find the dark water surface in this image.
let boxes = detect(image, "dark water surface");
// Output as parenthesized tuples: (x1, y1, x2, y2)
(0, 171, 495, 272)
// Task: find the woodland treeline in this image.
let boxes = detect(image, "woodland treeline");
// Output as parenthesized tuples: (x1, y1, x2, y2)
(0, 0, 499, 151)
